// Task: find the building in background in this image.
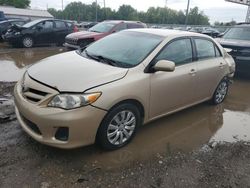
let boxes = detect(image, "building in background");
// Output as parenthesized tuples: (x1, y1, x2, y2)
(0, 6, 53, 21)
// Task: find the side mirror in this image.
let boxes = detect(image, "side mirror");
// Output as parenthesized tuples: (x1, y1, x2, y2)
(153, 60, 175, 72)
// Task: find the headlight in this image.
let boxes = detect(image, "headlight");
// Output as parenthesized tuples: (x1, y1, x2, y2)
(48, 92, 101, 110)
(14, 32, 21, 35)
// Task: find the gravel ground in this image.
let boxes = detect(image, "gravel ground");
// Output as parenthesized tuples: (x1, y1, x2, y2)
(1, 82, 250, 188)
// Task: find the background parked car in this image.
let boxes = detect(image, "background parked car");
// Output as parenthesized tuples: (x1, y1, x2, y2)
(217, 23, 250, 77)
(3, 19, 78, 48)
(0, 11, 5, 21)
(201, 27, 221, 38)
(64, 20, 147, 49)
(0, 19, 28, 41)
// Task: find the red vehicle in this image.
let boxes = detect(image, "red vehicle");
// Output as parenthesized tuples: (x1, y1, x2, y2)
(64, 20, 147, 49)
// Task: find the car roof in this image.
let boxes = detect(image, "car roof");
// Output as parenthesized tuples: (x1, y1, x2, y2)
(103, 20, 144, 24)
(126, 28, 211, 38)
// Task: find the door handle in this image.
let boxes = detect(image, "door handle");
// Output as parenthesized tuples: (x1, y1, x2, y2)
(189, 69, 196, 76)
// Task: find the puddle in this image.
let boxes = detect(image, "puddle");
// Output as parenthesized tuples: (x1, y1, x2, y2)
(0, 47, 66, 82)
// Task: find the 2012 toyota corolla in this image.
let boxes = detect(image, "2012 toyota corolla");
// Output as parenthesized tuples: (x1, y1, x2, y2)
(14, 29, 235, 150)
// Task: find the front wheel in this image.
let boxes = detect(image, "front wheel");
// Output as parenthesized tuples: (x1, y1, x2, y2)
(22, 36, 33, 48)
(211, 79, 229, 105)
(97, 103, 141, 150)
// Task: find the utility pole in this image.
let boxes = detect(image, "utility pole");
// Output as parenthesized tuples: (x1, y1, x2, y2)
(104, 0, 106, 20)
(246, 5, 250, 22)
(62, 0, 64, 11)
(95, 0, 98, 22)
(185, 0, 190, 26)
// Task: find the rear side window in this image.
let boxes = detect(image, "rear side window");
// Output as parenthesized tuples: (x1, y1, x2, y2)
(155, 38, 193, 66)
(195, 39, 216, 60)
(215, 46, 222, 57)
(55, 21, 66, 29)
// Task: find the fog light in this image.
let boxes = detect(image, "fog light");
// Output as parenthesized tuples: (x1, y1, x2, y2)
(55, 127, 69, 141)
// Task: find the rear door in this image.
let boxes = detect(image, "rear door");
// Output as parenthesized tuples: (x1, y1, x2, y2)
(193, 37, 226, 100)
(54, 20, 69, 44)
(149, 38, 197, 119)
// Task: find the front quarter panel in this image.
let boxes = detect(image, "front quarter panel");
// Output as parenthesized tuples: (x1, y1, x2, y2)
(87, 64, 150, 123)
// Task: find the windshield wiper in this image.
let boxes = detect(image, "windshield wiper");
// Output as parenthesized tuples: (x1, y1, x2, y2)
(83, 50, 118, 66)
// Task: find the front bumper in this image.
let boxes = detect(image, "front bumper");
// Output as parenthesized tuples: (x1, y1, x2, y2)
(4, 33, 22, 43)
(14, 82, 107, 149)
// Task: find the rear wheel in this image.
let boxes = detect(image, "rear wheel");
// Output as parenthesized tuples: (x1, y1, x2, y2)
(97, 103, 141, 150)
(211, 79, 229, 105)
(22, 36, 33, 48)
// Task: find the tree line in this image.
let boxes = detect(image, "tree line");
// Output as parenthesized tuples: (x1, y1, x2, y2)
(0, 0, 210, 25)
(48, 2, 210, 25)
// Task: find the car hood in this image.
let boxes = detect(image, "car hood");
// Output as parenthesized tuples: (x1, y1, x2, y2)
(27, 51, 128, 92)
(217, 38, 250, 50)
(66, 30, 105, 39)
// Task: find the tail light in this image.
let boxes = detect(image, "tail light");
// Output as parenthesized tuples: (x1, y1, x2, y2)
(73, 25, 79, 32)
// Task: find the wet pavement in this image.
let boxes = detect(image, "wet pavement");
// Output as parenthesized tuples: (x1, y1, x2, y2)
(0, 43, 66, 82)
(0, 46, 250, 187)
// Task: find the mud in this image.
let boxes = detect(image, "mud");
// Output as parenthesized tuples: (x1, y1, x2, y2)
(0, 47, 250, 187)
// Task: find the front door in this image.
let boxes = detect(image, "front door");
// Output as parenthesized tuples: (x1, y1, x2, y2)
(35, 20, 55, 45)
(149, 38, 197, 119)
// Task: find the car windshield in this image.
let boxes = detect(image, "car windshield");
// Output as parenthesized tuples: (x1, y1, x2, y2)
(89, 22, 116, 33)
(223, 27, 250, 41)
(22, 20, 44, 28)
(82, 31, 164, 68)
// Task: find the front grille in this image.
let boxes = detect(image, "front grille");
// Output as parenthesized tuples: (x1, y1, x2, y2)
(20, 114, 42, 135)
(22, 87, 49, 103)
(66, 37, 78, 45)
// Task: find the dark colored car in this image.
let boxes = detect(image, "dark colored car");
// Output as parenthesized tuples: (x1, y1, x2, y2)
(0, 19, 28, 41)
(201, 27, 221, 38)
(64, 20, 147, 49)
(0, 11, 5, 21)
(217, 23, 250, 77)
(3, 19, 78, 48)
(189, 27, 220, 38)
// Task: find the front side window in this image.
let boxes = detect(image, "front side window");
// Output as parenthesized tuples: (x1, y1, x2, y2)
(113, 23, 127, 32)
(195, 39, 216, 60)
(37, 21, 54, 29)
(155, 38, 193, 66)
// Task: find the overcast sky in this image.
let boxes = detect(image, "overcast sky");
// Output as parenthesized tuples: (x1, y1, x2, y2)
(30, 0, 248, 23)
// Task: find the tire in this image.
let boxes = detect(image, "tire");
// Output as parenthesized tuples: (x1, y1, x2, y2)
(211, 79, 229, 105)
(97, 103, 142, 150)
(22, 36, 33, 48)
